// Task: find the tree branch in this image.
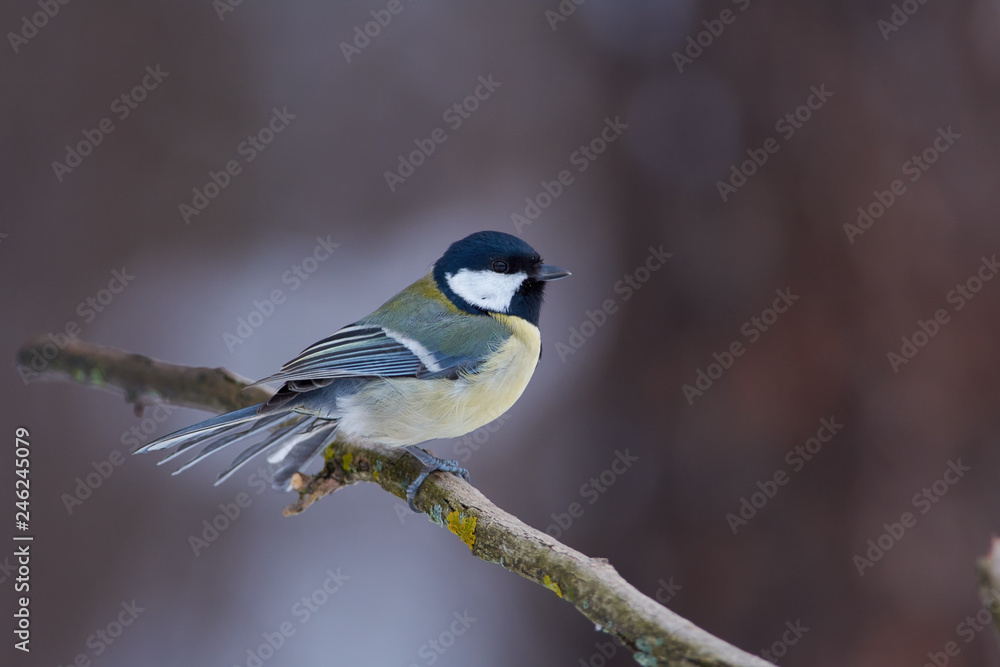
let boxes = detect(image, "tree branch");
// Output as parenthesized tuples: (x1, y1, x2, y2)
(16, 336, 271, 415)
(976, 537, 1000, 641)
(16, 337, 771, 667)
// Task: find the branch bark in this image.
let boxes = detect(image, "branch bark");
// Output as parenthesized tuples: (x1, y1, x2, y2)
(16, 337, 772, 667)
(976, 537, 1000, 642)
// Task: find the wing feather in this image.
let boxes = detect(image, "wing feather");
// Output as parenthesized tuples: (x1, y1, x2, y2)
(254, 276, 515, 388)
(253, 325, 474, 385)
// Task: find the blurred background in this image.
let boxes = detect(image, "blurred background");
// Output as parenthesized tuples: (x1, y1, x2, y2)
(4, 0, 1000, 665)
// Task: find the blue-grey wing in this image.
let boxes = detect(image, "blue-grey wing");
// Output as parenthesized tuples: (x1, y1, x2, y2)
(255, 273, 511, 386)
(254, 324, 472, 385)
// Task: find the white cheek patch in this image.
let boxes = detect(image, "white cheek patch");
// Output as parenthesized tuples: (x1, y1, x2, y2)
(446, 269, 527, 312)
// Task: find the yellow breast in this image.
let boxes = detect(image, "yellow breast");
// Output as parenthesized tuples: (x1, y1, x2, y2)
(461, 313, 542, 421)
(338, 314, 541, 446)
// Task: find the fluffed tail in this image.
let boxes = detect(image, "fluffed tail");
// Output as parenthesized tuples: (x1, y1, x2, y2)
(134, 403, 338, 490)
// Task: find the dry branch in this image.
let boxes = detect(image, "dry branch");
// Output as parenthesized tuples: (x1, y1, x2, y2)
(977, 537, 1000, 641)
(16, 337, 772, 667)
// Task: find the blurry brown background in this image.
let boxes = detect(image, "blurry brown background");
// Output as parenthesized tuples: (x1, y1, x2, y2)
(4, 1, 1000, 665)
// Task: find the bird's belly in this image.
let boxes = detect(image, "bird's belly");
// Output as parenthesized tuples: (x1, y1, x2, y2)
(337, 316, 541, 446)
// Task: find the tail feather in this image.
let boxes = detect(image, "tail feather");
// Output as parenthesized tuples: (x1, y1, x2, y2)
(135, 404, 266, 454)
(215, 419, 313, 485)
(266, 420, 313, 464)
(271, 423, 339, 491)
(135, 401, 336, 489)
(166, 413, 288, 473)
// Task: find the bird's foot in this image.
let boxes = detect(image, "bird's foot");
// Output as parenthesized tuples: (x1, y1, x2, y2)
(403, 445, 471, 512)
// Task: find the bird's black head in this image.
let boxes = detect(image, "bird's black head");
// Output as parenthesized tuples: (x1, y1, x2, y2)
(433, 231, 570, 326)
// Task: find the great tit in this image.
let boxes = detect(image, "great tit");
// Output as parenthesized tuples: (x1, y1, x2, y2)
(136, 231, 569, 510)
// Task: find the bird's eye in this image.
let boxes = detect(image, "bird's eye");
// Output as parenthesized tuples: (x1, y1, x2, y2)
(492, 260, 508, 273)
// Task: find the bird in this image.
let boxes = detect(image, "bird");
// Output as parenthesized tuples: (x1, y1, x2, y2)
(135, 230, 570, 510)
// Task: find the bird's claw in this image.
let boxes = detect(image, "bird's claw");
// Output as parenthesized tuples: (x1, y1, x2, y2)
(403, 446, 471, 512)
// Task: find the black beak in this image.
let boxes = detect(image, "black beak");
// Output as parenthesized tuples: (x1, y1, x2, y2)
(535, 264, 571, 281)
